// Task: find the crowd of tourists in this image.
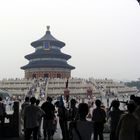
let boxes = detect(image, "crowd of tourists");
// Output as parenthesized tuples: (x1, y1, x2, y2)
(0, 94, 140, 140)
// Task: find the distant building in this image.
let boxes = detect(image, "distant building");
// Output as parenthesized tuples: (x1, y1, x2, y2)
(21, 26, 75, 79)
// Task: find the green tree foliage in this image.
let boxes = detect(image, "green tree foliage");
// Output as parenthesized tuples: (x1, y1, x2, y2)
(125, 81, 140, 90)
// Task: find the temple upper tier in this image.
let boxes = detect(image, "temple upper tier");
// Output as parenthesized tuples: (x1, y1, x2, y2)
(21, 26, 75, 79)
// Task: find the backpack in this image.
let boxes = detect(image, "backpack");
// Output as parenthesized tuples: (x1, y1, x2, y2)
(67, 108, 78, 121)
(92, 108, 106, 123)
(69, 121, 83, 140)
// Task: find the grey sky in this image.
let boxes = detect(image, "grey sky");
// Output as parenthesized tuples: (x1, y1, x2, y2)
(0, 0, 140, 81)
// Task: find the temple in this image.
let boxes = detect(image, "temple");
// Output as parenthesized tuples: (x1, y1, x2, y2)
(21, 26, 75, 79)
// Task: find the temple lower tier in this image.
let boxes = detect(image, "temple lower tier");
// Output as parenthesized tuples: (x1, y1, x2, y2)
(24, 68, 71, 79)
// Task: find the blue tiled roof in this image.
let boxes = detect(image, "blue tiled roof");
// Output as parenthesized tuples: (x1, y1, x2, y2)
(21, 60, 75, 70)
(31, 31, 65, 48)
(25, 49, 71, 60)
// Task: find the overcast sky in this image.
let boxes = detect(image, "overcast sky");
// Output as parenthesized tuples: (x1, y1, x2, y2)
(0, 0, 140, 81)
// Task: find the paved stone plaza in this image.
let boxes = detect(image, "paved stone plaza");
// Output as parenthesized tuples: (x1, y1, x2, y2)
(0, 133, 110, 140)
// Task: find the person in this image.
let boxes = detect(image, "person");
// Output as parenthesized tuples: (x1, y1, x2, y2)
(133, 97, 140, 140)
(108, 100, 123, 140)
(116, 101, 138, 140)
(0, 97, 6, 124)
(21, 96, 30, 112)
(69, 103, 93, 140)
(41, 97, 55, 140)
(130, 95, 136, 101)
(0, 97, 7, 137)
(36, 99, 43, 139)
(92, 99, 106, 140)
(56, 96, 69, 140)
(24, 97, 45, 140)
(68, 99, 78, 121)
(21, 96, 30, 133)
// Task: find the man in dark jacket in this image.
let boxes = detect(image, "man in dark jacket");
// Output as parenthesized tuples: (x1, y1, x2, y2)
(92, 99, 106, 140)
(41, 97, 55, 140)
(108, 100, 123, 140)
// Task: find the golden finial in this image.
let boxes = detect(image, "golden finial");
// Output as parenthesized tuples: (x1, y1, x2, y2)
(47, 26, 50, 31)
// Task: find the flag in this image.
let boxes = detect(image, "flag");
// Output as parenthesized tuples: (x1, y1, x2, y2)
(65, 79, 69, 88)
(59, 95, 64, 107)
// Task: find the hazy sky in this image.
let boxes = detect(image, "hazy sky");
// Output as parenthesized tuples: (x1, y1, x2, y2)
(0, 0, 140, 81)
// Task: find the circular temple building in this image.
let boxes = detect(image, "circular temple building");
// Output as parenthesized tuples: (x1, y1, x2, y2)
(21, 26, 75, 79)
